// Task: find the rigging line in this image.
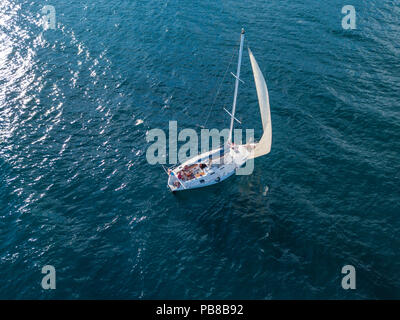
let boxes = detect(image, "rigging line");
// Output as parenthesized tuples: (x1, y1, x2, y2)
(202, 48, 236, 128)
(245, 37, 250, 51)
(218, 37, 251, 127)
(202, 44, 238, 128)
(218, 37, 253, 128)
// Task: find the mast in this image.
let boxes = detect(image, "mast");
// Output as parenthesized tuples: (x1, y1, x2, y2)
(228, 28, 245, 145)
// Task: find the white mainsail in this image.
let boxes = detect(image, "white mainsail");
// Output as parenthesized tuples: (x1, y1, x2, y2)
(247, 48, 272, 159)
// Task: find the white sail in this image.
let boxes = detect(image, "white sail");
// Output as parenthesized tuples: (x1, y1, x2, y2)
(247, 48, 272, 159)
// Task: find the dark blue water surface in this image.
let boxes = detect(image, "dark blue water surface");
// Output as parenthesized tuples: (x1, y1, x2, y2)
(1, 0, 399, 299)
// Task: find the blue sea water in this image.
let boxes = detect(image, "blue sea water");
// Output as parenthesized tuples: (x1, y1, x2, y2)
(0, 0, 399, 299)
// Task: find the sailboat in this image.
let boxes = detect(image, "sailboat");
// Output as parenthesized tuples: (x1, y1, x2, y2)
(167, 29, 272, 192)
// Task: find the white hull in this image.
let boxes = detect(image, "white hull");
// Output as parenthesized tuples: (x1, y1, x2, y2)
(167, 144, 251, 192)
(165, 30, 272, 192)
